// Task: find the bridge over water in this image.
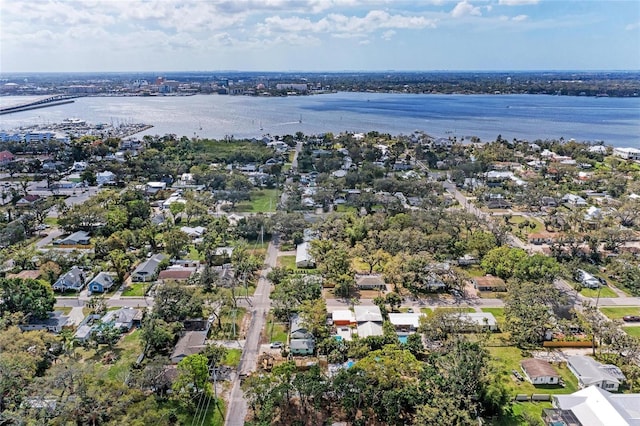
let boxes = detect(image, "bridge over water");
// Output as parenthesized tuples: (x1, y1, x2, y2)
(0, 94, 76, 115)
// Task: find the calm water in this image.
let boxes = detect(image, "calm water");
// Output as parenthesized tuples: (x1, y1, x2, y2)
(1, 92, 639, 147)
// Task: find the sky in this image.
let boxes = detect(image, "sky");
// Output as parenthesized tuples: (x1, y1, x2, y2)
(1, 0, 639, 73)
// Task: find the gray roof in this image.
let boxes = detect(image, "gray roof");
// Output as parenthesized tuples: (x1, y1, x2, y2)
(60, 230, 90, 244)
(53, 266, 85, 290)
(554, 386, 640, 426)
(101, 307, 140, 329)
(568, 355, 626, 386)
(354, 305, 383, 323)
(89, 272, 115, 289)
(170, 330, 208, 363)
(132, 254, 166, 276)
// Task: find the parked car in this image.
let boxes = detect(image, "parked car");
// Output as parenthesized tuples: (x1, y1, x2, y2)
(512, 370, 524, 381)
(270, 341, 283, 349)
(623, 315, 640, 322)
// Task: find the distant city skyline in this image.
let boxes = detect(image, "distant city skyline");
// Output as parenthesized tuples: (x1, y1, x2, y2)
(1, 0, 639, 73)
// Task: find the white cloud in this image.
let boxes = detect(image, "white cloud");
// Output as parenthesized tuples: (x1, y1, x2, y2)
(512, 14, 528, 22)
(451, 1, 482, 18)
(257, 10, 436, 37)
(626, 21, 640, 31)
(382, 30, 396, 40)
(498, 0, 539, 5)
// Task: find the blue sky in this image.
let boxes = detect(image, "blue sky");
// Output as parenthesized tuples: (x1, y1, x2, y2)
(1, 0, 638, 72)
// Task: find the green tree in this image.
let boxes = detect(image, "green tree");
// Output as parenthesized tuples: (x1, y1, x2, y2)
(0, 278, 55, 320)
(172, 354, 211, 407)
(162, 228, 190, 259)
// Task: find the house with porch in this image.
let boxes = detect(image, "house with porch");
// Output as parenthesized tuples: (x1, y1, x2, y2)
(567, 355, 626, 391)
(87, 272, 116, 293)
(52, 267, 86, 291)
(131, 254, 166, 282)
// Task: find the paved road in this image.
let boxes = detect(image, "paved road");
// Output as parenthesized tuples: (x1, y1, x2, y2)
(442, 181, 640, 309)
(224, 240, 278, 426)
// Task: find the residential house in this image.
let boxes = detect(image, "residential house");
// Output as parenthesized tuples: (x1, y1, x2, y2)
(52, 267, 86, 291)
(180, 226, 206, 239)
(101, 307, 142, 331)
(562, 193, 588, 207)
(458, 312, 498, 332)
(16, 194, 41, 208)
(87, 272, 116, 293)
(211, 246, 234, 265)
(473, 275, 507, 292)
(290, 339, 315, 356)
(545, 386, 640, 426)
(131, 254, 166, 282)
(529, 232, 560, 245)
(96, 171, 116, 186)
(146, 181, 167, 195)
(19, 311, 68, 333)
(486, 198, 512, 209)
(54, 231, 91, 246)
(388, 313, 423, 333)
(171, 330, 208, 363)
(72, 161, 87, 171)
(355, 274, 387, 291)
(0, 150, 15, 166)
(332, 310, 356, 326)
(295, 242, 315, 268)
(290, 314, 315, 355)
(588, 145, 608, 155)
(613, 147, 640, 161)
(520, 359, 560, 385)
(157, 267, 196, 283)
(567, 355, 626, 391)
(354, 305, 383, 338)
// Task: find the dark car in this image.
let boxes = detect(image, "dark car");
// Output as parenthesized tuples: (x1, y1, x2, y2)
(623, 316, 640, 322)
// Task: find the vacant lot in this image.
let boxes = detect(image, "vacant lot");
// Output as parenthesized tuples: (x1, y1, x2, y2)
(599, 306, 640, 320)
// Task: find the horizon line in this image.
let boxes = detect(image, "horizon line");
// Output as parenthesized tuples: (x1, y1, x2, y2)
(1, 69, 639, 75)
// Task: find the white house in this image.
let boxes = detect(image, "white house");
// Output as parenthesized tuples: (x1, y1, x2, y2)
(567, 355, 626, 391)
(354, 305, 383, 338)
(520, 358, 560, 385)
(562, 193, 588, 207)
(388, 313, 424, 332)
(613, 147, 640, 161)
(295, 242, 315, 268)
(549, 386, 640, 426)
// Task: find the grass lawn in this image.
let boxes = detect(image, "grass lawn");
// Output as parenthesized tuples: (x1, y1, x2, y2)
(335, 205, 358, 213)
(266, 315, 289, 343)
(187, 245, 204, 261)
(54, 306, 73, 315)
(223, 348, 242, 367)
(210, 307, 247, 340)
(235, 189, 279, 213)
(509, 215, 544, 233)
(44, 217, 58, 226)
(122, 283, 148, 297)
(459, 265, 486, 278)
(599, 306, 640, 320)
(488, 346, 579, 397)
(489, 401, 551, 426)
(277, 255, 296, 270)
(580, 286, 618, 298)
(482, 307, 505, 326)
(106, 330, 144, 381)
(624, 327, 640, 338)
(162, 399, 225, 426)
